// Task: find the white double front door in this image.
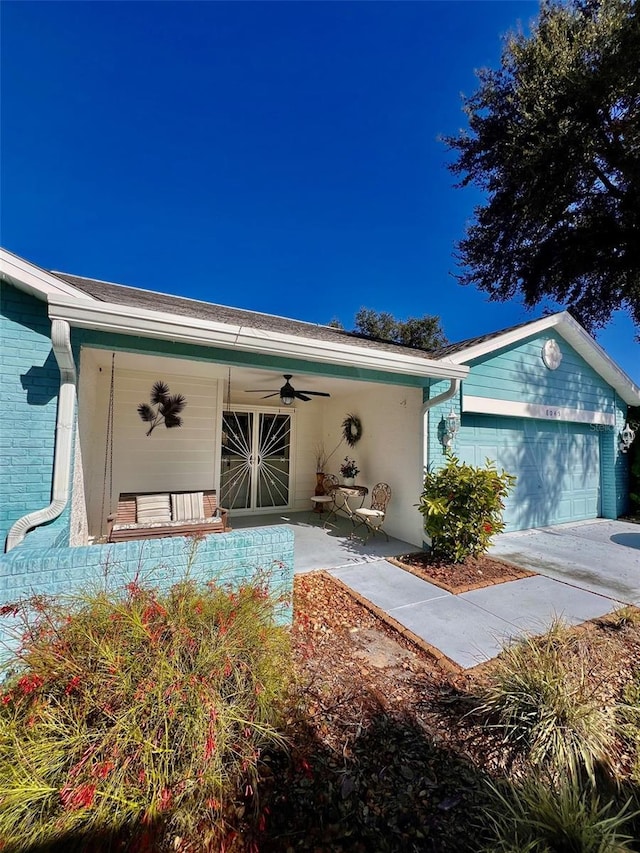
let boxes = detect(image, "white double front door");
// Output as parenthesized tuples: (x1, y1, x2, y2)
(220, 408, 292, 512)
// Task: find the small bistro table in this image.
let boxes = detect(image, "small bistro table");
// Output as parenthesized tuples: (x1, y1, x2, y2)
(326, 484, 369, 526)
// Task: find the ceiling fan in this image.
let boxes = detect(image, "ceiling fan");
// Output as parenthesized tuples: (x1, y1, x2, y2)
(245, 374, 330, 405)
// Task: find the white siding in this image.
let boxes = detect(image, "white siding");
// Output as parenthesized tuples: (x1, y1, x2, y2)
(81, 363, 218, 536)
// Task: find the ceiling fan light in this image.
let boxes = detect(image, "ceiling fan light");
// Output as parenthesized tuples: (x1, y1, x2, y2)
(280, 394, 295, 406)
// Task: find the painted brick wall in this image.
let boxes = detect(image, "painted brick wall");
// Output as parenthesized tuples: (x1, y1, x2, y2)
(424, 380, 462, 470)
(0, 526, 295, 650)
(0, 283, 63, 549)
(600, 394, 630, 519)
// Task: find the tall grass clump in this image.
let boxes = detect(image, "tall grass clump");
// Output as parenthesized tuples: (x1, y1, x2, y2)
(620, 669, 640, 786)
(0, 570, 292, 851)
(480, 621, 616, 782)
(483, 773, 638, 853)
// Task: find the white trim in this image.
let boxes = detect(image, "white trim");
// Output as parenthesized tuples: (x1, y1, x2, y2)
(0, 249, 89, 301)
(462, 394, 616, 426)
(47, 293, 469, 381)
(448, 312, 640, 406)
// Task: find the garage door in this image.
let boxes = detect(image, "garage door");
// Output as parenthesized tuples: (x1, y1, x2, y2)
(456, 415, 601, 531)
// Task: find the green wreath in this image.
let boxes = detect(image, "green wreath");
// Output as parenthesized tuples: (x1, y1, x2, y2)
(341, 413, 363, 447)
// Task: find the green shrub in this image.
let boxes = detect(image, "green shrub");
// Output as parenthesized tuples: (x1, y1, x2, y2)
(0, 571, 292, 850)
(484, 774, 638, 853)
(480, 621, 616, 782)
(418, 452, 515, 563)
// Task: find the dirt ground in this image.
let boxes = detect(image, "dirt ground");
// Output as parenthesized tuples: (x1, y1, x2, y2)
(256, 571, 640, 852)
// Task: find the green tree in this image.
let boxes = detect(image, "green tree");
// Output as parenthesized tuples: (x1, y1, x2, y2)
(344, 308, 447, 350)
(445, 0, 640, 336)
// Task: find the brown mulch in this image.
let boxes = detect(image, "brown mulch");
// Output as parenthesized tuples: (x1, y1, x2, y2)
(389, 551, 535, 594)
(259, 572, 492, 852)
(256, 572, 640, 853)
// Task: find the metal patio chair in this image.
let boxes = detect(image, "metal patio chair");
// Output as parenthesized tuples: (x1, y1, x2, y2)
(351, 482, 392, 541)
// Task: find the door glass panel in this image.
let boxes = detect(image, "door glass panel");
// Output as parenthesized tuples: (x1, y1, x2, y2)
(221, 411, 253, 510)
(256, 413, 291, 508)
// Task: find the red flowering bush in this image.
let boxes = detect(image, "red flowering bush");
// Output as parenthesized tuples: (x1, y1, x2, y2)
(419, 453, 516, 562)
(0, 570, 292, 851)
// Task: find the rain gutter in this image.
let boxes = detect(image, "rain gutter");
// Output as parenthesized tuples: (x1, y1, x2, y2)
(421, 378, 461, 468)
(5, 319, 77, 552)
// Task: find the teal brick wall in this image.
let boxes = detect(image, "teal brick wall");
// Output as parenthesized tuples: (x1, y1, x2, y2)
(424, 380, 462, 469)
(0, 282, 64, 550)
(0, 526, 295, 650)
(600, 394, 630, 519)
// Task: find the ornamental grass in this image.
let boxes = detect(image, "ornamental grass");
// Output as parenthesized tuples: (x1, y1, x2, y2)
(0, 570, 292, 851)
(483, 773, 638, 853)
(479, 620, 616, 783)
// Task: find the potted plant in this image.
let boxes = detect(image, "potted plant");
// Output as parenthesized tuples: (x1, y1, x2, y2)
(339, 457, 360, 487)
(313, 443, 329, 505)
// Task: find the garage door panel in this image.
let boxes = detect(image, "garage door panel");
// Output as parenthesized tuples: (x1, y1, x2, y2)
(457, 415, 600, 531)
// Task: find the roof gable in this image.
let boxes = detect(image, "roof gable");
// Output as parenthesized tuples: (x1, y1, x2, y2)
(0, 248, 89, 302)
(445, 312, 639, 406)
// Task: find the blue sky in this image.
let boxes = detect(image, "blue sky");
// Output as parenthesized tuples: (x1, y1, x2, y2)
(2, 1, 638, 383)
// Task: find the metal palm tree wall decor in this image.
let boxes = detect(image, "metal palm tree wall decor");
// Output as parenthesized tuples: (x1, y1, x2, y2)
(137, 381, 187, 436)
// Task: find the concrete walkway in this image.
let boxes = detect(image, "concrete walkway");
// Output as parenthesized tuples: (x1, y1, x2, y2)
(231, 512, 635, 670)
(328, 560, 619, 669)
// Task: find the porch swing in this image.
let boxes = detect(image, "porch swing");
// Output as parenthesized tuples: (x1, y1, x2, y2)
(103, 356, 229, 543)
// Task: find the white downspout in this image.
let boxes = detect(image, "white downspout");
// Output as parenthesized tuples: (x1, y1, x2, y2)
(419, 377, 460, 548)
(5, 319, 77, 552)
(421, 377, 460, 472)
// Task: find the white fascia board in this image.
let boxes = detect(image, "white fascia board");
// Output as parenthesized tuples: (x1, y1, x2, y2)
(47, 294, 469, 381)
(463, 395, 616, 426)
(449, 312, 640, 406)
(446, 314, 563, 364)
(0, 249, 88, 301)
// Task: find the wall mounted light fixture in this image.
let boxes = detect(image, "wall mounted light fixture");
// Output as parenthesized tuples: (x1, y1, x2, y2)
(442, 409, 460, 448)
(619, 422, 636, 454)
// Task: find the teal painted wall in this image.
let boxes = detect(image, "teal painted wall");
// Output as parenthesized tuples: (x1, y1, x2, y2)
(462, 333, 617, 414)
(0, 526, 295, 652)
(426, 333, 629, 530)
(0, 282, 69, 550)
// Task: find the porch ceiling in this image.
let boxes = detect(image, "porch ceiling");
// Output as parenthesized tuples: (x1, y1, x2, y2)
(81, 348, 412, 399)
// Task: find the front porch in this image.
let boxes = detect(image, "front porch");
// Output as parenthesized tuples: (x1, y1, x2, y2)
(75, 346, 432, 549)
(229, 510, 417, 573)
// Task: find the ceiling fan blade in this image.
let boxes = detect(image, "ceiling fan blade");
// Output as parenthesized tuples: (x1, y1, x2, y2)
(297, 390, 331, 397)
(245, 389, 279, 393)
(262, 393, 280, 399)
(294, 392, 312, 401)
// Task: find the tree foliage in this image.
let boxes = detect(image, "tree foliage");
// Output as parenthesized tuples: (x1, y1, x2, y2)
(335, 308, 447, 350)
(445, 0, 640, 336)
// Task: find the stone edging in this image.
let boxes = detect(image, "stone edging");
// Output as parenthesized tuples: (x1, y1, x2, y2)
(387, 556, 535, 595)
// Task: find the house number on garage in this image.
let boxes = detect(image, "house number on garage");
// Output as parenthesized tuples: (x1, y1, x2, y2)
(545, 408, 561, 418)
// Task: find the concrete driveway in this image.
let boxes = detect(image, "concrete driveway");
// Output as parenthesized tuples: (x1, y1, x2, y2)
(490, 519, 640, 605)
